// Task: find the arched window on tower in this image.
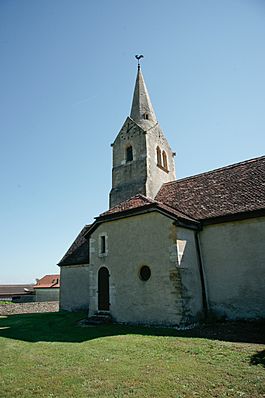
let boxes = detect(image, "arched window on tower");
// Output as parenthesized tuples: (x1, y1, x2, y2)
(156, 146, 162, 166)
(162, 150, 168, 171)
(126, 145, 133, 162)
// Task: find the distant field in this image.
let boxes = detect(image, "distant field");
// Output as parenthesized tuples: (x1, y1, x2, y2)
(0, 312, 264, 398)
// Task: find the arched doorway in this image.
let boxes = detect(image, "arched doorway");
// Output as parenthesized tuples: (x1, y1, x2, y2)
(98, 267, 110, 311)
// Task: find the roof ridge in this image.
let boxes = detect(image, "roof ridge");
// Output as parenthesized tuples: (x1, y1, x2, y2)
(98, 194, 162, 219)
(162, 155, 265, 187)
(111, 193, 155, 208)
(157, 200, 198, 221)
(135, 194, 157, 203)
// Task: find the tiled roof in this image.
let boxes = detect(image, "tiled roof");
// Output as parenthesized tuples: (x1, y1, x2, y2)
(59, 156, 265, 267)
(99, 194, 198, 223)
(58, 225, 90, 266)
(156, 155, 265, 221)
(34, 274, 60, 289)
(0, 285, 34, 297)
(100, 195, 155, 216)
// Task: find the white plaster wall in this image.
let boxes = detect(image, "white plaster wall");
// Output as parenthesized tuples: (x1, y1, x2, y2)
(200, 216, 265, 319)
(35, 288, 60, 302)
(89, 212, 203, 326)
(59, 264, 89, 311)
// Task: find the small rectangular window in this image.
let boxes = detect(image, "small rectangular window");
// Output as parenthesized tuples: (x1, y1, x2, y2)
(126, 145, 133, 162)
(100, 236, 106, 254)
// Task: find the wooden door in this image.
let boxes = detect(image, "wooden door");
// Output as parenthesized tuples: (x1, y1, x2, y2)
(98, 267, 110, 311)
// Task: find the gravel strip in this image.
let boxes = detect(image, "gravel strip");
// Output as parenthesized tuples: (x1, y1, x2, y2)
(0, 301, 59, 315)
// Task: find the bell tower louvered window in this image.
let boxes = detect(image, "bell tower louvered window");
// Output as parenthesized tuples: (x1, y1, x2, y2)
(156, 146, 162, 166)
(162, 150, 168, 171)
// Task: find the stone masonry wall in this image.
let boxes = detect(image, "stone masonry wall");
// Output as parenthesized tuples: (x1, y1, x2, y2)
(0, 301, 59, 316)
(110, 118, 147, 207)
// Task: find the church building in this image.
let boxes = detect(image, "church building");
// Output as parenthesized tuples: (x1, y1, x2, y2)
(58, 63, 265, 326)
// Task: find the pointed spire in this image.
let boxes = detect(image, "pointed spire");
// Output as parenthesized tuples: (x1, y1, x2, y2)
(130, 64, 157, 127)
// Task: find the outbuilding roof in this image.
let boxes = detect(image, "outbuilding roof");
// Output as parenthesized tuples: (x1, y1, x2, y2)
(0, 284, 34, 298)
(34, 274, 60, 289)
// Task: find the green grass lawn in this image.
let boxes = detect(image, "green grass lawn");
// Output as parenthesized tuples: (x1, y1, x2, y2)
(0, 312, 264, 398)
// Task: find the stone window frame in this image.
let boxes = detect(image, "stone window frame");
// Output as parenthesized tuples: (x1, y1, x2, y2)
(98, 233, 108, 257)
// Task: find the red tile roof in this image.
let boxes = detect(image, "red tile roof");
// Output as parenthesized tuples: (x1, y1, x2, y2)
(99, 194, 197, 223)
(100, 195, 155, 216)
(58, 155, 265, 266)
(34, 274, 60, 289)
(156, 155, 265, 221)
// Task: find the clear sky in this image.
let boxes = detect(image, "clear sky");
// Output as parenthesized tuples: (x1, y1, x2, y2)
(0, 0, 264, 284)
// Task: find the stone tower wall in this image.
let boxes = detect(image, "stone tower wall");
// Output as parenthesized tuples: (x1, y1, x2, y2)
(146, 125, 176, 198)
(109, 66, 176, 208)
(109, 118, 147, 207)
(109, 119, 176, 207)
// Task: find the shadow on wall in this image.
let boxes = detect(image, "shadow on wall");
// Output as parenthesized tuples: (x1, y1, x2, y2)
(0, 311, 265, 346)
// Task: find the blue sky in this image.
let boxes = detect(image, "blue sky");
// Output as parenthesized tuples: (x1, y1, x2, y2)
(0, 0, 264, 283)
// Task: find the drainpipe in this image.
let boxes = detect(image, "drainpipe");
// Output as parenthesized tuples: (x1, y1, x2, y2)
(195, 231, 208, 317)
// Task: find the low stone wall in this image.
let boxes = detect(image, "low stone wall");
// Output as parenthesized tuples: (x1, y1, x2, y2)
(0, 301, 59, 316)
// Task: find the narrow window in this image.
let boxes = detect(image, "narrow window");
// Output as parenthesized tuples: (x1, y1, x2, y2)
(98, 234, 108, 256)
(156, 146, 162, 166)
(144, 113, 149, 120)
(162, 150, 168, 171)
(100, 236, 106, 254)
(126, 145, 133, 162)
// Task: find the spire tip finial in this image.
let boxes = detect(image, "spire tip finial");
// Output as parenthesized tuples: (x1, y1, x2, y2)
(135, 54, 144, 69)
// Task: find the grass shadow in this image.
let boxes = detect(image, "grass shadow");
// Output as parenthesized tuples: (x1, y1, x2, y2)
(0, 311, 265, 344)
(250, 349, 265, 368)
(0, 312, 183, 343)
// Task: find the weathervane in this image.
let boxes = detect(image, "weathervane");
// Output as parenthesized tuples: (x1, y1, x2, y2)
(135, 54, 144, 69)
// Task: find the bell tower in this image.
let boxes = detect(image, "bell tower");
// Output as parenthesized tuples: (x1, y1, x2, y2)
(109, 60, 176, 208)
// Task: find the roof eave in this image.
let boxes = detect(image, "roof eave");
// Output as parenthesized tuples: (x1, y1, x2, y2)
(84, 203, 200, 235)
(58, 262, 89, 268)
(202, 208, 265, 226)
(34, 286, 60, 289)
